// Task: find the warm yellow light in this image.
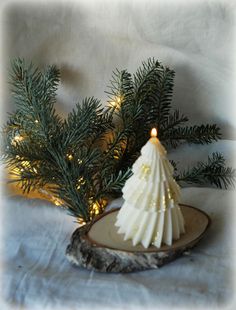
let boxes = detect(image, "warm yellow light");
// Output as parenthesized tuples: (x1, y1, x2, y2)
(89, 199, 108, 219)
(76, 176, 85, 190)
(78, 218, 86, 226)
(66, 153, 73, 161)
(35, 120, 39, 124)
(22, 160, 30, 167)
(151, 128, 158, 138)
(54, 199, 61, 206)
(113, 149, 120, 160)
(14, 135, 24, 142)
(92, 202, 100, 215)
(51, 196, 63, 207)
(12, 135, 24, 146)
(12, 161, 38, 175)
(78, 177, 85, 183)
(109, 96, 122, 110)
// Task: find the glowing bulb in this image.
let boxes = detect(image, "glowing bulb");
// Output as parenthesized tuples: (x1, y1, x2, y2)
(89, 199, 107, 218)
(66, 153, 73, 161)
(151, 128, 157, 138)
(51, 196, 63, 206)
(35, 120, 39, 124)
(78, 177, 85, 184)
(113, 149, 120, 160)
(76, 176, 85, 190)
(109, 96, 122, 110)
(54, 199, 61, 206)
(14, 135, 24, 142)
(78, 218, 86, 226)
(92, 202, 100, 215)
(12, 134, 24, 146)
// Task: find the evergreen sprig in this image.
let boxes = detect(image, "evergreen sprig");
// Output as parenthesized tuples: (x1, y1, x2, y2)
(175, 153, 235, 189)
(2, 58, 235, 223)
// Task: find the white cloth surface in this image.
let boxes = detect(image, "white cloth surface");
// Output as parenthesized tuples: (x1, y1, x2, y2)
(1, 187, 235, 310)
(1, 0, 236, 137)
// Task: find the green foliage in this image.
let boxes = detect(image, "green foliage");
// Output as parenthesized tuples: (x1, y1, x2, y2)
(2, 58, 235, 222)
(175, 153, 235, 189)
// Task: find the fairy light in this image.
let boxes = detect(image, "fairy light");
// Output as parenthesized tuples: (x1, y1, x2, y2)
(66, 153, 73, 161)
(13, 135, 24, 142)
(53, 199, 62, 206)
(78, 177, 85, 184)
(89, 199, 107, 218)
(113, 149, 120, 160)
(11, 134, 24, 146)
(109, 96, 122, 110)
(92, 202, 100, 215)
(51, 196, 64, 207)
(35, 119, 39, 124)
(77, 218, 86, 226)
(78, 159, 83, 164)
(76, 176, 85, 190)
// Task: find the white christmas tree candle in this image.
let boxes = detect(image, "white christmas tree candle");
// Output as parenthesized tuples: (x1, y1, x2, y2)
(115, 128, 185, 248)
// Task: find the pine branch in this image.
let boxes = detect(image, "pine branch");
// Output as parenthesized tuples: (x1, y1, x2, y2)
(162, 124, 221, 148)
(160, 110, 188, 133)
(97, 169, 132, 199)
(9, 59, 61, 142)
(153, 66, 175, 131)
(106, 69, 134, 112)
(62, 97, 113, 150)
(133, 59, 175, 130)
(133, 58, 161, 102)
(175, 153, 236, 189)
(104, 69, 141, 176)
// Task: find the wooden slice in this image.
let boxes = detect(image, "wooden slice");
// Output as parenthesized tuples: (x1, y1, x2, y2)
(66, 204, 211, 273)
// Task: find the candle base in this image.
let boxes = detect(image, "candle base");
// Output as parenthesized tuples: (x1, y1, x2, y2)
(66, 204, 211, 273)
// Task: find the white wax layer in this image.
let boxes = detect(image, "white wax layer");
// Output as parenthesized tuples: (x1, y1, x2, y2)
(115, 137, 185, 248)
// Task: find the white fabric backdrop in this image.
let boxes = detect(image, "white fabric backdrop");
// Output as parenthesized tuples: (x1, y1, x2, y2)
(1, 0, 236, 309)
(2, 0, 236, 137)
